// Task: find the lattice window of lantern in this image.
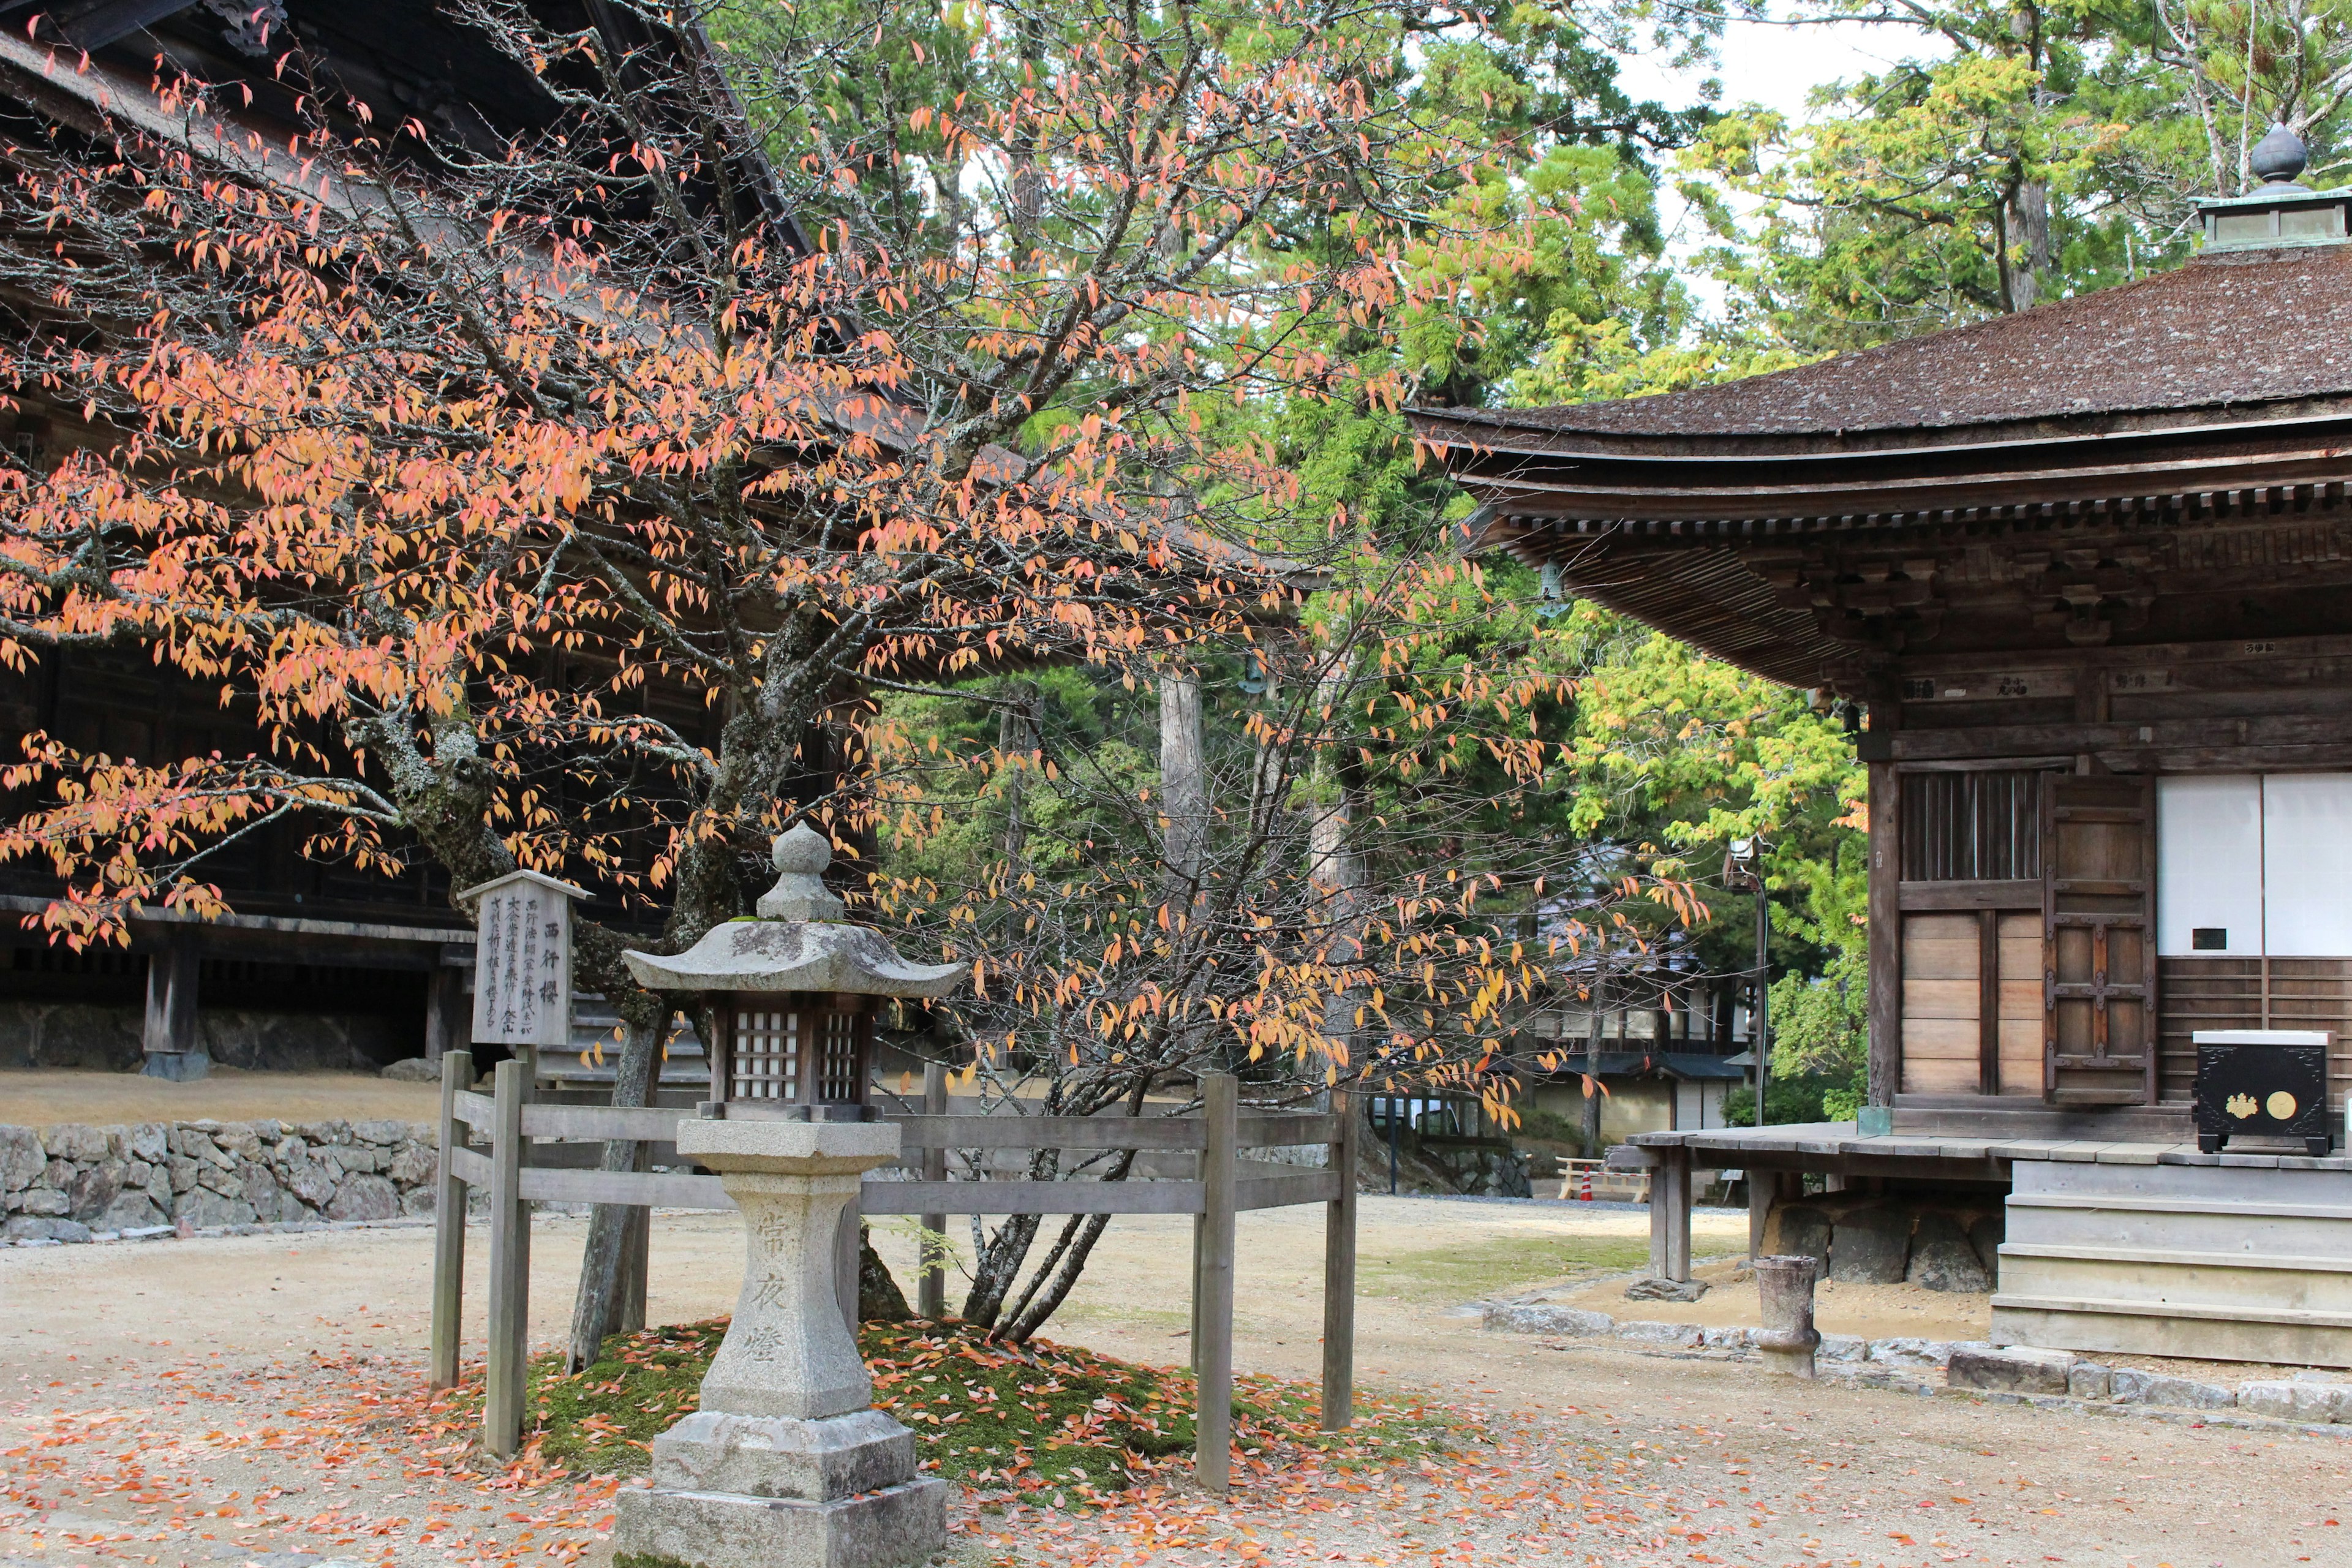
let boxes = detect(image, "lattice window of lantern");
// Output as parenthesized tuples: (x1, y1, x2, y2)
(731, 1009, 799, 1100)
(818, 1008, 862, 1102)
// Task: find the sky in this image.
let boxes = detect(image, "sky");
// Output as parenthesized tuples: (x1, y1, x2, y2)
(1610, 12, 1944, 318)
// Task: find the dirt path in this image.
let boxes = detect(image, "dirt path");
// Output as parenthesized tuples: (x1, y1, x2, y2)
(5, 1069, 440, 1129)
(6, 1196, 2348, 1567)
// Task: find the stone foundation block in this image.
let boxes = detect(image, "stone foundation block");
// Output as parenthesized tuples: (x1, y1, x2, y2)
(1950, 1345, 2073, 1395)
(1481, 1303, 1613, 1336)
(2237, 1380, 2343, 1422)
(2110, 1369, 2234, 1410)
(650, 1411, 916, 1503)
(1615, 1319, 1703, 1348)
(2068, 1362, 2112, 1401)
(614, 1479, 946, 1568)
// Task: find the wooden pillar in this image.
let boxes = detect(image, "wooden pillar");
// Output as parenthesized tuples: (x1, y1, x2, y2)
(1320, 1088, 1357, 1432)
(1747, 1166, 1779, 1262)
(1648, 1145, 1692, 1283)
(1193, 1072, 1238, 1494)
(429, 1049, 473, 1389)
(484, 1058, 530, 1457)
(141, 932, 203, 1078)
(425, 957, 470, 1063)
(1866, 761, 1902, 1106)
(1976, 908, 2001, 1095)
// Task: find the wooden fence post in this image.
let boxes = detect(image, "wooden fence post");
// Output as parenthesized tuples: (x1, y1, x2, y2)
(484, 1057, 530, 1458)
(1186, 1214, 1203, 1369)
(918, 1062, 948, 1321)
(1320, 1088, 1357, 1431)
(1194, 1072, 1237, 1494)
(429, 1049, 473, 1390)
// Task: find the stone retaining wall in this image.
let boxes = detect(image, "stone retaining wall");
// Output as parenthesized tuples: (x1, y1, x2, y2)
(1, 1118, 439, 1243)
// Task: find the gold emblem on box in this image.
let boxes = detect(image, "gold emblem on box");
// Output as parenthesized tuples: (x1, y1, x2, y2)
(2227, 1093, 2259, 1119)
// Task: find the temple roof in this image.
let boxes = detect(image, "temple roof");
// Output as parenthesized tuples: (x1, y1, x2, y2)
(1412, 228, 2352, 695)
(1421, 245, 2352, 452)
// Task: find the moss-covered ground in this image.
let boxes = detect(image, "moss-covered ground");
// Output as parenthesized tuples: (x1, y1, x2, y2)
(522, 1318, 1455, 1507)
(1357, 1232, 1740, 1302)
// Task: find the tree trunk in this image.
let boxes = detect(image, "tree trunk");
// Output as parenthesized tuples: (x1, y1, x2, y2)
(563, 1009, 664, 1373)
(1159, 674, 1207, 896)
(1581, 985, 1605, 1158)
(2003, 179, 2051, 312)
(1000, 681, 1041, 865)
(1309, 656, 1364, 1059)
(859, 1226, 912, 1323)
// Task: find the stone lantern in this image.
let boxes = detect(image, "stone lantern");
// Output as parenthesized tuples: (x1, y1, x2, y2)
(622, 824, 963, 1110)
(612, 826, 963, 1568)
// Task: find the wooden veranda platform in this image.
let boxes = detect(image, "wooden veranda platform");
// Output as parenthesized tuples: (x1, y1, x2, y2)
(1611, 1122, 2352, 1368)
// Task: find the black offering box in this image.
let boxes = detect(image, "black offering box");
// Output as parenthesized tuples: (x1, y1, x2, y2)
(2192, 1030, 2333, 1156)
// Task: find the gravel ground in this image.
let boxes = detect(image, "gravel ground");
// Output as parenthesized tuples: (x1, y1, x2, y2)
(6, 1196, 2349, 1567)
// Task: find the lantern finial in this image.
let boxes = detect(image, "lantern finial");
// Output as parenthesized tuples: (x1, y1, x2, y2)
(756, 823, 848, 921)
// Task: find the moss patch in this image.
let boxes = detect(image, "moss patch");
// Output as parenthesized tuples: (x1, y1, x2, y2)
(525, 1318, 1454, 1506)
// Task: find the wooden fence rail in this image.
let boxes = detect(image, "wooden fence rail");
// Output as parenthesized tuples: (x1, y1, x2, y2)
(427, 1050, 1359, 1494)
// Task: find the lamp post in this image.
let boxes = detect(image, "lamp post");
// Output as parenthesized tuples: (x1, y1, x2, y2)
(614, 825, 964, 1568)
(1724, 837, 1770, 1127)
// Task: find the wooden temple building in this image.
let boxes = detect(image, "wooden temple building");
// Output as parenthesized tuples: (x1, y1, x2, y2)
(1417, 137, 2352, 1365)
(0, 0, 767, 1086)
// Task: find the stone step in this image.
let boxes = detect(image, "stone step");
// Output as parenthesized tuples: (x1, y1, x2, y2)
(2006, 1193, 2352, 1252)
(1992, 1292, 2352, 1368)
(1998, 1243, 2352, 1313)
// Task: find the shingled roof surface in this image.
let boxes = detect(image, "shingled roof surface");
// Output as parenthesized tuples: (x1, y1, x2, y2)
(1449, 244, 2352, 439)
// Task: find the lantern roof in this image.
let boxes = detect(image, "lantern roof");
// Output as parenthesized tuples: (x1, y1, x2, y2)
(620, 826, 965, 998)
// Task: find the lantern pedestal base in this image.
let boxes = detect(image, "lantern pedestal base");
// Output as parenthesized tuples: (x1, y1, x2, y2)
(615, 1477, 946, 1568)
(647, 1409, 921, 1502)
(614, 1118, 944, 1568)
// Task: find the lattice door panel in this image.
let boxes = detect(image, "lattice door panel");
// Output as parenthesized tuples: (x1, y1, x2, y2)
(732, 1008, 802, 1101)
(2043, 775, 2157, 1106)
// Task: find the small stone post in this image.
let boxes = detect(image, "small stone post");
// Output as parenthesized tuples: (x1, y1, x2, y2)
(614, 1116, 945, 1568)
(1752, 1253, 1821, 1379)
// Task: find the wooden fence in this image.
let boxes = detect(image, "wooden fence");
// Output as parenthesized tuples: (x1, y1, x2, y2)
(426, 1050, 1360, 1493)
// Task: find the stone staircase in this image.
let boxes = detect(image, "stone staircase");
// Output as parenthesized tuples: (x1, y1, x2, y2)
(535, 993, 710, 1097)
(1992, 1159, 2352, 1368)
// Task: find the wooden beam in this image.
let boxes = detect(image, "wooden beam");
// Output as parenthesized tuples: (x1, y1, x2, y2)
(860, 1180, 1204, 1216)
(1874, 710, 2352, 763)
(1868, 762, 1902, 1106)
(1900, 878, 2044, 911)
(888, 1113, 1210, 1151)
(519, 1166, 731, 1207)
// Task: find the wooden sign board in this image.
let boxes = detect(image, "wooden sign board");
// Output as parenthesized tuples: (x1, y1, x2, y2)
(459, 869, 590, 1049)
